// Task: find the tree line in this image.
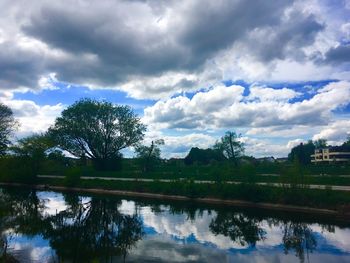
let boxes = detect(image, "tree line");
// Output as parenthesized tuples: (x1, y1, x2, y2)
(1, 98, 349, 179)
(0, 99, 245, 174)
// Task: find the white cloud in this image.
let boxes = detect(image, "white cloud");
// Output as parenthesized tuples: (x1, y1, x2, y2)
(286, 138, 305, 149)
(118, 72, 200, 100)
(241, 137, 293, 157)
(141, 207, 247, 250)
(0, 0, 348, 99)
(248, 86, 301, 102)
(144, 81, 350, 130)
(0, 95, 64, 137)
(312, 119, 350, 143)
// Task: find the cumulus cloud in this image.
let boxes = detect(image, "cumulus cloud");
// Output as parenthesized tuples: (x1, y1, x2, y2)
(0, 0, 349, 158)
(0, 0, 345, 99)
(248, 86, 301, 102)
(0, 94, 64, 137)
(312, 119, 350, 143)
(144, 81, 350, 130)
(324, 45, 350, 64)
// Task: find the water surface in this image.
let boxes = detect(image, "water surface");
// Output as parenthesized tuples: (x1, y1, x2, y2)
(0, 187, 349, 262)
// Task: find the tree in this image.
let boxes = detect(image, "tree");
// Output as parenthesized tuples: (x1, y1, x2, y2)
(214, 131, 244, 165)
(342, 135, 350, 146)
(313, 139, 327, 149)
(6, 134, 54, 177)
(184, 147, 225, 165)
(135, 139, 164, 172)
(0, 103, 17, 155)
(49, 99, 146, 170)
(288, 140, 315, 165)
(11, 133, 53, 158)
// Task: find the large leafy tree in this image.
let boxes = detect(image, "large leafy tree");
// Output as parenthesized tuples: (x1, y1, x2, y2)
(49, 99, 146, 170)
(0, 103, 17, 155)
(214, 131, 244, 165)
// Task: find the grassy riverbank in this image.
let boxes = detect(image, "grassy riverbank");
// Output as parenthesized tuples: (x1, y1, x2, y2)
(36, 176, 350, 212)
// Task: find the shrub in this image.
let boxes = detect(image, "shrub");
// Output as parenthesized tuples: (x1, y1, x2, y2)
(0, 157, 36, 184)
(64, 167, 82, 187)
(239, 164, 257, 183)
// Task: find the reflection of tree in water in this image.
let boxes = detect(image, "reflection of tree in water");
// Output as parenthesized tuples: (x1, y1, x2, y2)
(0, 189, 144, 263)
(281, 221, 317, 263)
(209, 212, 266, 246)
(0, 188, 45, 262)
(44, 197, 144, 263)
(209, 210, 321, 263)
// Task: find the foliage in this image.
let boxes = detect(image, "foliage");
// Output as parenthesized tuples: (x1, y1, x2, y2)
(313, 139, 327, 149)
(0, 103, 17, 155)
(134, 139, 164, 172)
(0, 157, 36, 183)
(64, 167, 83, 187)
(184, 147, 226, 165)
(0, 188, 144, 262)
(38, 177, 350, 210)
(48, 98, 146, 170)
(288, 141, 315, 165)
(9, 134, 54, 175)
(342, 135, 350, 147)
(1, 187, 345, 263)
(214, 131, 244, 166)
(238, 164, 257, 182)
(210, 212, 265, 246)
(10, 134, 53, 157)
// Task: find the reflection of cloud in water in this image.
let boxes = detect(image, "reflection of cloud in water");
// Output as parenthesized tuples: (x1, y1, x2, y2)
(122, 200, 350, 256)
(118, 200, 136, 216)
(256, 221, 282, 248)
(140, 206, 248, 249)
(128, 235, 350, 263)
(4, 191, 349, 262)
(311, 225, 350, 252)
(37, 191, 67, 216)
(8, 234, 54, 263)
(36, 191, 91, 217)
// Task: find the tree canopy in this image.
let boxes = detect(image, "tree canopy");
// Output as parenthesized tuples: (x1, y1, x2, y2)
(313, 139, 327, 149)
(214, 131, 244, 165)
(0, 103, 17, 155)
(184, 147, 226, 165)
(49, 99, 146, 170)
(11, 134, 53, 158)
(135, 139, 164, 172)
(288, 140, 315, 165)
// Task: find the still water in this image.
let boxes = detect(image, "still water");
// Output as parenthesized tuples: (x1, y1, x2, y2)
(0, 187, 349, 263)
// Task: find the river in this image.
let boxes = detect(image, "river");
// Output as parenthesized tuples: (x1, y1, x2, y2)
(0, 186, 349, 262)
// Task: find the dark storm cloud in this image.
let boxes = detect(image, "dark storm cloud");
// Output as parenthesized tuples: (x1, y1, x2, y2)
(20, 1, 298, 87)
(248, 12, 324, 62)
(324, 45, 350, 64)
(0, 42, 44, 90)
(21, 3, 187, 86)
(0, 0, 332, 93)
(177, 0, 292, 63)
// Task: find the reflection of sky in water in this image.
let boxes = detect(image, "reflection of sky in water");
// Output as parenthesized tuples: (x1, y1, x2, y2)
(37, 191, 68, 216)
(7, 234, 53, 263)
(3, 191, 350, 263)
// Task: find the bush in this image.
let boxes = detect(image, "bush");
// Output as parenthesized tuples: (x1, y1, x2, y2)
(92, 156, 122, 171)
(64, 167, 82, 187)
(0, 157, 36, 184)
(239, 164, 257, 182)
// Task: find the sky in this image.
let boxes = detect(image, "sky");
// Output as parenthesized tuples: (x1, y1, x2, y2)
(0, 0, 349, 158)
